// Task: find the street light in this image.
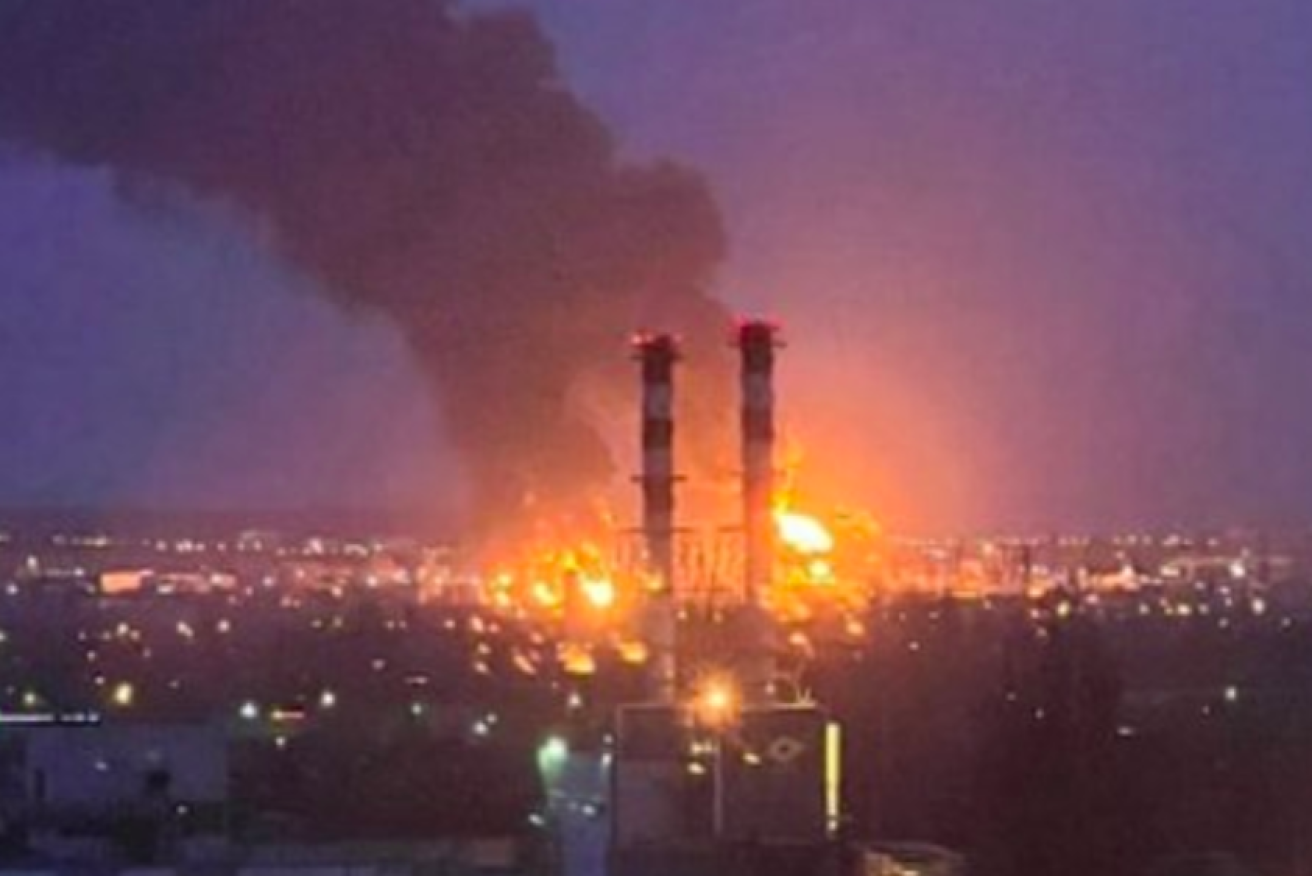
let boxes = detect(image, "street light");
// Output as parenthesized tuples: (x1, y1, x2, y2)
(691, 675, 741, 730)
(688, 674, 742, 839)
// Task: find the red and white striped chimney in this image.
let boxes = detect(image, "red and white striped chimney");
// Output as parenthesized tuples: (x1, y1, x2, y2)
(634, 332, 679, 702)
(737, 319, 780, 700)
(738, 320, 779, 605)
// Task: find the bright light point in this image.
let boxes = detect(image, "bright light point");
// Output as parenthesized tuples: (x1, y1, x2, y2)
(110, 682, 134, 708)
(580, 575, 616, 610)
(617, 640, 649, 664)
(530, 581, 562, 609)
(805, 558, 835, 583)
(775, 510, 835, 555)
(538, 735, 568, 772)
(318, 689, 337, 710)
(239, 700, 260, 721)
(560, 643, 596, 676)
(691, 676, 740, 729)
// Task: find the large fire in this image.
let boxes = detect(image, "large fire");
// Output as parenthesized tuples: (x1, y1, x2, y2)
(465, 481, 879, 685)
(775, 508, 836, 556)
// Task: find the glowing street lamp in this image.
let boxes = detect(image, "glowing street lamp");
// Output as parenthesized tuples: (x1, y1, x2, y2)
(691, 676, 741, 730)
(537, 735, 569, 774)
(687, 674, 743, 839)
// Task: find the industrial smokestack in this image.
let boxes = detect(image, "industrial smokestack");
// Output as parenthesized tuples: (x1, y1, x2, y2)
(738, 320, 779, 603)
(737, 319, 781, 699)
(634, 332, 680, 702)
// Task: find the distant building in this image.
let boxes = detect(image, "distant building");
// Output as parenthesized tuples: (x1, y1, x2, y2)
(608, 704, 840, 876)
(0, 721, 227, 863)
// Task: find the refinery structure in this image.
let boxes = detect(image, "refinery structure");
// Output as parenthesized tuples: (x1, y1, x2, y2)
(0, 317, 1295, 876)
(531, 320, 849, 876)
(480, 318, 878, 658)
(3, 2, 1309, 873)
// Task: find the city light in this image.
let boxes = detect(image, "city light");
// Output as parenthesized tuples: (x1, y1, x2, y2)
(537, 735, 569, 774)
(691, 675, 741, 729)
(110, 681, 134, 709)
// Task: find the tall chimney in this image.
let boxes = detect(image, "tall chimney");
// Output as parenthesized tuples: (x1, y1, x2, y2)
(737, 319, 780, 699)
(634, 332, 679, 702)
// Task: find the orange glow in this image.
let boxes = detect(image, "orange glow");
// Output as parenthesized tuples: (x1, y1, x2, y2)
(616, 639, 649, 664)
(579, 574, 616, 610)
(690, 674, 741, 729)
(101, 569, 149, 595)
(469, 475, 882, 666)
(530, 580, 562, 609)
(559, 642, 596, 676)
(806, 558, 835, 583)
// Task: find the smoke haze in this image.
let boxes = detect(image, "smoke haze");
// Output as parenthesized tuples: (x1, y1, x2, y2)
(0, 0, 730, 527)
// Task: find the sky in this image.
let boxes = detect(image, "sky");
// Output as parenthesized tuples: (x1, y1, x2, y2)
(2, 0, 1312, 532)
(0, 162, 457, 513)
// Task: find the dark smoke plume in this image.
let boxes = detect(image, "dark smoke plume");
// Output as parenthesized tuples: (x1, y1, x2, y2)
(0, 0, 730, 527)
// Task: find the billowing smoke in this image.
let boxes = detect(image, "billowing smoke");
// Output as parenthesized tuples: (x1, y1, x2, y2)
(0, 0, 730, 528)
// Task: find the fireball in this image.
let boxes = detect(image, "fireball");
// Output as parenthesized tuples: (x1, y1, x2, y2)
(775, 510, 835, 555)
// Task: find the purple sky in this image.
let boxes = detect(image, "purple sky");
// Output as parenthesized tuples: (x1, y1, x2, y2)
(2, 0, 1312, 531)
(0, 162, 458, 513)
